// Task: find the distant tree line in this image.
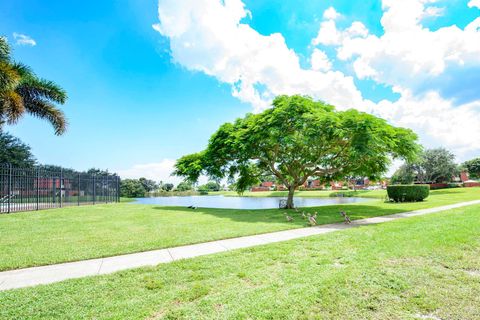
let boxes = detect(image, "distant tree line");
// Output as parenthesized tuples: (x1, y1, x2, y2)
(0, 131, 113, 172)
(391, 147, 479, 184)
(119, 178, 223, 198)
(120, 178, 158, 198)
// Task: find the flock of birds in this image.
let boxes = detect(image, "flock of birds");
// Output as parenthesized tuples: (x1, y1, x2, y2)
(284, 208, 352, 226)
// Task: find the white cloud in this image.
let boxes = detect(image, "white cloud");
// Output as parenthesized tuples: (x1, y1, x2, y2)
(312, 20, 342, 46)
(468, 0, 480, 9)
(116, 159, 179, 183)
(311, 0, 480, 157)
(153, 0, 480, 159)
(310, 48, 331, 71)
(13, 33, 36, 46)
(369, 90, 480, 156)
(327, 0, 480, 99)
(116, 159, 209, 186)
(323, 6, 341, 20)
(312, 19, 368, 46)
(153, 0, 365, 112)
(422, 6, 445, 18)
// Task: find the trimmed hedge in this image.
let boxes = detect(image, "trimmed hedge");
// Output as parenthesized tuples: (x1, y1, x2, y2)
(387, 185, 430, 202)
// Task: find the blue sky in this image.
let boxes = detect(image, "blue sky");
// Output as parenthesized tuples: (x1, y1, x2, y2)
(1, 0, 480, 181)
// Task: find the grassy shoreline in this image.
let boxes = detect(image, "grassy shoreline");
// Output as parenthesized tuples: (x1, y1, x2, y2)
(209, 189, 387, 198)
(0, 188, 478, 271)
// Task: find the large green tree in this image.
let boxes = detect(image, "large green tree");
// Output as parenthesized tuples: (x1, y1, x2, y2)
(174, 95, 419, 208)
(120, 179, 146, 198)
(138, 177, 158, 192)
(0, 37, 67, 134)
(392, 148, 459, 184)
(462, 157, 480, 180)
(198, 181, 221, 192)
(391, 163, 416, 185)
(175, 181, 192, 192)
(0, 130, 36, 167)
(417, 148, 458, 183)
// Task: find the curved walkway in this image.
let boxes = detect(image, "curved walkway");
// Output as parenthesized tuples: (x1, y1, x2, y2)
(1, 199, 480, 291)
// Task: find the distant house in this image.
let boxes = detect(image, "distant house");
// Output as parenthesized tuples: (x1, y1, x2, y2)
(305, 179, 323, 189)
(261, 181, 274, 188)
(251, 181, 275, 192)
(34, 178, 73, 196)
(330, 181, 343, 190)
(459, 171, 480, 187)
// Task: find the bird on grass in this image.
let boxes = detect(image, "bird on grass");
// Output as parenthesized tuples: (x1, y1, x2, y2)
(339, 211, 351, 224)
(307, 213, 317, 226)
(284, 212, 294, 222)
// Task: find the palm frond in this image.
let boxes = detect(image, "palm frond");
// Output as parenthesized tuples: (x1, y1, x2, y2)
(11, 62, 33, 78)
(0, 61, 21, 91)
(24, 98, 67, 135)
(0, 90, 25, 124)
(0, 37, 10, 62)
(18, 74, 67, 104)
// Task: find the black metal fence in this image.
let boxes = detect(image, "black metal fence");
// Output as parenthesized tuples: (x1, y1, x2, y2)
(0, 165, 120, 213)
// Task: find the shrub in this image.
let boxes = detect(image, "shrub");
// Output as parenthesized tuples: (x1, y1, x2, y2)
(387, 185, 430, 202)
(447, 183, 462, 188)
(330, 191, 358, 197)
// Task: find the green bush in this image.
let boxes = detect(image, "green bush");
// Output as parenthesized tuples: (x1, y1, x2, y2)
(387, 185, 430, 202)
(447, 183, 462, 188)
(329, 191, 358, 197)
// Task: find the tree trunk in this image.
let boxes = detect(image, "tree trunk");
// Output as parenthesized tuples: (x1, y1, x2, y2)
(286, 186, 295, 209)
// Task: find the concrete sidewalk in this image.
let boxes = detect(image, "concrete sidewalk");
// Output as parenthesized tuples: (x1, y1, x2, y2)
(1, 199, 479, 291)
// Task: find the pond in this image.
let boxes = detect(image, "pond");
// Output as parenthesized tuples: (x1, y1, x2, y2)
(133, 195, 371, 209)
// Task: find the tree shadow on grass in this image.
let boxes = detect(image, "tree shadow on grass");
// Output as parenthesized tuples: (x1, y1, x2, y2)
(151, 204, 407, 228)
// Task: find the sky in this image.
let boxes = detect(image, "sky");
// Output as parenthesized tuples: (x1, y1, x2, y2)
(1, 0, 479, 183)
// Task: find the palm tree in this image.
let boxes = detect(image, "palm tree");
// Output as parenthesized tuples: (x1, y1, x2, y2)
(0, 36, 67, 135)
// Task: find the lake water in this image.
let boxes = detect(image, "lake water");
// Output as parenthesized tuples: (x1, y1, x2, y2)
(133, 195, 371, 209)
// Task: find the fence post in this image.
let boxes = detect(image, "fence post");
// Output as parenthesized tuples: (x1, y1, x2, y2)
(59, 168, 63, 208)
(117, 176, 120, 202)
(105, 176, 108, 204)
(78, 173, 81, 206)
(93, 174, 96, 205)
(7, 164, 12, 213)
(36, 169, 40, 210)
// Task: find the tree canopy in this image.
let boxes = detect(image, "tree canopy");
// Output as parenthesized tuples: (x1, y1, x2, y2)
(175, 181, 192, 192)
(0, 36, 67, 135)
(174, 95, 419, 208)
(138, 177, 158, 192)
(120, 179, 147, 198)
(0, 130, 36, 167)
(393, 148, 458, 184)
(391, 164, 416, 185)
(198, 181, 221, 192)
(462, 157, 480, 180)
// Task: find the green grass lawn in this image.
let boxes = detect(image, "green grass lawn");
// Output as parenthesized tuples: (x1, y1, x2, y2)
(0, 187, 478, 271)
(1, 204, 480, 319)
